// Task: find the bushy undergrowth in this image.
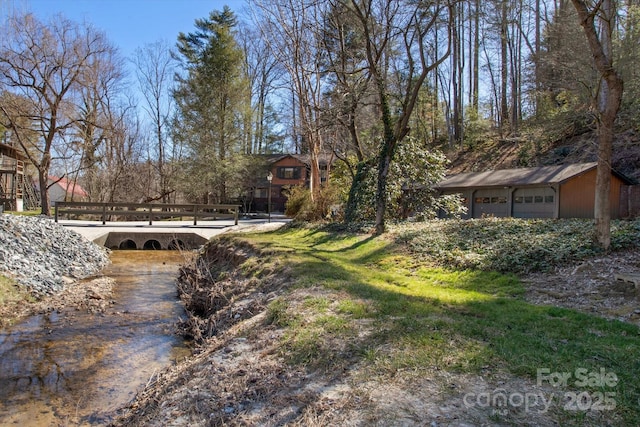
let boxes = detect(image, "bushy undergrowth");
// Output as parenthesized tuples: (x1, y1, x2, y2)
(392, 218, 640, 274)
(284, 185, 340, 222)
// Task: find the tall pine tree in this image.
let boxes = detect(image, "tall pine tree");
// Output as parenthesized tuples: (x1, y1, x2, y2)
(173, 6, 249, 203)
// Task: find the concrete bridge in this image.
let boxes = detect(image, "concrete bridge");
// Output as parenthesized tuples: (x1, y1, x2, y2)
(59, 217, 288, 250)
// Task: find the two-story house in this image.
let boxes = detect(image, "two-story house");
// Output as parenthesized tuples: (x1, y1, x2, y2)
(253, 154, 331, 213)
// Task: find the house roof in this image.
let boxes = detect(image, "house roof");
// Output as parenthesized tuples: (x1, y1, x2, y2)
(289, 153, 333, 166)
(261, 153, 334, 166)
(437, 162, 634, 191)
(49, 176, 88, 198)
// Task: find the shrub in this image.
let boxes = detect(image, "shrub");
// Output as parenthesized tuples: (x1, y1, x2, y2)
(344, 137, 458, 222)
(284, 186, 310, 218)
(393, 217, 640, 274)
(285, 185, 340, 222)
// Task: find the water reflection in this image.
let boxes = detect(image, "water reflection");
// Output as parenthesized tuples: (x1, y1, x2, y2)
(0, 251, 191, 426)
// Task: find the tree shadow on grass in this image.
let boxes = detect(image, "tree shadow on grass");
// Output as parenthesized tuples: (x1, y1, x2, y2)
(289, 253, 640, 426)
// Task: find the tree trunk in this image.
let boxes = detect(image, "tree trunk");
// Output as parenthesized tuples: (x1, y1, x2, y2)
(39, 155, 51, 216)
(309, 144, 321, 199)
(571, 0, 624, 250)
(534, 0, 541, 116)
(472, 0, 480, 111)
(500, 0, 510, 132)
(451, 3, 462, 145)
(374, 147, 393, 235)
(594, 134, 612, 249)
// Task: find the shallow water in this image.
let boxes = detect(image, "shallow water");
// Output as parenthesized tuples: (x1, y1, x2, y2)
(0, 251, 191, 426)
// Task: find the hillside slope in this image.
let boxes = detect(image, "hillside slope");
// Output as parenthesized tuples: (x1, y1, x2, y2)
(445, 129, 640, 183)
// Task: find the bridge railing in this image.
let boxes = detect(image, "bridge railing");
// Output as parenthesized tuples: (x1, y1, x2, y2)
(54, 202, 240, 226)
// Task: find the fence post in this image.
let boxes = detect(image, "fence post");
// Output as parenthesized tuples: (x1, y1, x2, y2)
(148, 204, 153, 225)
(102, 203, 107, 225)
(193, 205, 198, 226)
(54, 202, 59, 222)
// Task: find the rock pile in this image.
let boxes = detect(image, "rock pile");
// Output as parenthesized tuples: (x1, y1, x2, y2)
(0, 214, 110, 297)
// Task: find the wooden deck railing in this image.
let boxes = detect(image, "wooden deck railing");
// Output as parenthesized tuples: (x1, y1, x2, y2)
(54, 201, 240, 225)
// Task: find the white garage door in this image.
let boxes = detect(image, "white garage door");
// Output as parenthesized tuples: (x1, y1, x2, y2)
(472, 189, 509, 218)
(512, 187, 555, 218)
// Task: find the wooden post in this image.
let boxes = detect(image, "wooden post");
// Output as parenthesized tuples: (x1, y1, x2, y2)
(102, 203, 107, 225)
(148, 204, 153, 225)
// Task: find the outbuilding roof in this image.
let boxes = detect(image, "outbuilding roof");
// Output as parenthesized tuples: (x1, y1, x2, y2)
(49, 176, 88, 198)
(437, 162, 634, 191)
(0, 142, 29, 161)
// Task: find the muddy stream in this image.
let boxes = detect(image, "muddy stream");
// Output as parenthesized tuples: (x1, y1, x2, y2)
(0, 251, 192, 426)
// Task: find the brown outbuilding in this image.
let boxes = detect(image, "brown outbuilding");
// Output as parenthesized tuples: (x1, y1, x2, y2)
(436, 162, 637, 219)
(0, 141, 29, 211)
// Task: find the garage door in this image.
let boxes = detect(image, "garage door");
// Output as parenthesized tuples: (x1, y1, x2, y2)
(472, 189, 509, 218)
(512, 187, 555, 218)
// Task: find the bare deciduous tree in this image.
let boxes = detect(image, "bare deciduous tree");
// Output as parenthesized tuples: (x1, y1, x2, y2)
(0, 13, 115, 215)
(348, 0, 452, 234)
(238, 24, 284, 154)
(252, 0, 326, 200)
(132, 40, 178, 203)
(74, 38, 127, 202)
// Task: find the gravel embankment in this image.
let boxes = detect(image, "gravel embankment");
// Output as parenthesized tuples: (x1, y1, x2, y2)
(0, 214, 110, 297)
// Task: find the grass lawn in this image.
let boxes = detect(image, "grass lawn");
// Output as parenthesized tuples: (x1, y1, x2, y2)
(231, 223, 640, 425)
(3, 209, 42, 216)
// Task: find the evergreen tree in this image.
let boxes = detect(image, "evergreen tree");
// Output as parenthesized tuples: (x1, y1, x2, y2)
(172, 6, 249, 203)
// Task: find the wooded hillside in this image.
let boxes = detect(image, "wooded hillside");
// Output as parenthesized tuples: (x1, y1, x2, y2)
(446, 129, 640, 183)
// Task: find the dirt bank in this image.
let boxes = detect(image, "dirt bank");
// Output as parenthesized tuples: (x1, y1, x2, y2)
(0, 275, 116, 328)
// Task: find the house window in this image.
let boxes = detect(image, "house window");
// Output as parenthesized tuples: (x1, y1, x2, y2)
(320, 165, 328, 182)
(514, 196, 523, 203)
(254, 188, 268, 198)
(534, 195, 544, 203)
(277, 167, 301, 180)
(545, 195, 554, 203)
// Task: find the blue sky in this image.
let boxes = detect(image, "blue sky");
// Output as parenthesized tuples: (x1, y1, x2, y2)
(5, 0, 248, 58)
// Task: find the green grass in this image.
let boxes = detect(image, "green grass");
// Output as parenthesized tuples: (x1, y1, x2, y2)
(234, 223, 640, 425)
(0, 274, 21, 305)
(0, 274, 33, 327)
(4, 209, 42, 216)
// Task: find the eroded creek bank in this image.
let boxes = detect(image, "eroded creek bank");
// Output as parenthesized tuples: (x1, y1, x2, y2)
(0, 251, 191, 426)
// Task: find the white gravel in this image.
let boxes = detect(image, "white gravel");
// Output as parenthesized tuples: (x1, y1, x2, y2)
(0, 213, 110, 297)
